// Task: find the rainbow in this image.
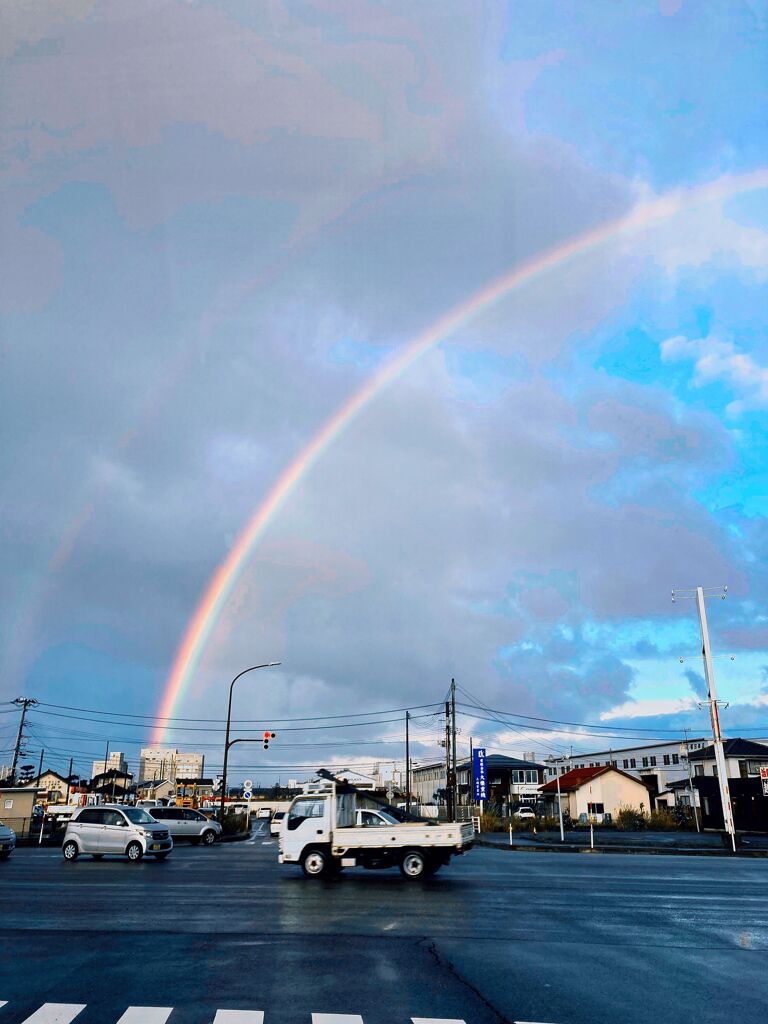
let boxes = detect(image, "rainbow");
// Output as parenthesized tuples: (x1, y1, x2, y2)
(153, 168, 768, 742)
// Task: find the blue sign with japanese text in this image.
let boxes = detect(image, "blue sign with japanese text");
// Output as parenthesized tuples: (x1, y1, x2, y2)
(473, 747, 488, 800)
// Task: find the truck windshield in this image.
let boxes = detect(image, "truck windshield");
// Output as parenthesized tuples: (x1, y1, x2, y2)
(287, 798, 325, 830)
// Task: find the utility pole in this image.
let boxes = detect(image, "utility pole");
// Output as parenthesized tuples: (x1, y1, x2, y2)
(444, 700, 452, 820)
(405, 711, 411, 815)
(36, 747, 44, 783)
(10, 698, 37, 786)
(673, 585, 735, 851)
(65, 757, 74, 805)
(450, 678, 458, 817)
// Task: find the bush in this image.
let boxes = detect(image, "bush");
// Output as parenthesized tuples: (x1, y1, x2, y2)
(479, 812, 499, 833)
(615, 805, 646, 831)
(648, 808, 678, 831)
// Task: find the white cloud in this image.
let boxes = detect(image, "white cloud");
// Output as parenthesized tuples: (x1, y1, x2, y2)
(600, 697, 696, 721)
(661, 334, 768, 415)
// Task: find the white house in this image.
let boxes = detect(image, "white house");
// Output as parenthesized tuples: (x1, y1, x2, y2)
(539, 765, 651, 823)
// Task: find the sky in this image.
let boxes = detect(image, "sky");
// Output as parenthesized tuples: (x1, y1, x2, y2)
(1, 0, 767, 786)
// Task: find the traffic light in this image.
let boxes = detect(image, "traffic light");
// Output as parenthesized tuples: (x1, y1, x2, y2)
(263, 730, 276, 749)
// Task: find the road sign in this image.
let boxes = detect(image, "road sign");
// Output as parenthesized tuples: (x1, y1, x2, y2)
(473, 747, 488, 800)
(243, 790, 252, 800)
(760, 766, 768, 797)
(243, 779, 253, 790)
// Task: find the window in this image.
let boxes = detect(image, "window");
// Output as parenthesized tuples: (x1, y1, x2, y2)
(183, 810, 202, 820)
(642, 757, 648, 768)
(650, 757, 657, 767)
(694, 765, 704, 777)
(663, 755, 670, 766)
(630, 759, 636, 768)
(102, 810, 125, 827)
(623, 759, 629, 769)
(525, 770, 538, 784)
(672, 754, 679, 764)
(287, 798, 325, 830)
(76, 809, 104, 824)
(587, 803, 604, 815)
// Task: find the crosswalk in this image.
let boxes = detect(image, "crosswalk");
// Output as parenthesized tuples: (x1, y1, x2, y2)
(0, 1008, 507, 1024)
(0, 1005, 555, 1024)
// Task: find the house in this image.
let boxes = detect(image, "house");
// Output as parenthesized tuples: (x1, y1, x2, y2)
(687, 739, 768, 832)
(539, 766, 651, 823)
(412, 754, 546, 812)
(21, 770, 72, 806)
(91, 769, 133, 800)
(136, 778, 175, 803)
(0, 787, 41, 836)
(687, 738, 768, 779)
(544, 738, 709, 810)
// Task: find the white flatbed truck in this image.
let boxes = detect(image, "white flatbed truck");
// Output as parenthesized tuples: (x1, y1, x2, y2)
(277, 780, 474, 878)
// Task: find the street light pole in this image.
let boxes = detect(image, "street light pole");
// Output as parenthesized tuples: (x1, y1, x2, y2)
(219, 662, 280, 823)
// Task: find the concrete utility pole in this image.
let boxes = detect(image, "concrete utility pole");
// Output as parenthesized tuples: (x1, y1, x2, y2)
(451, 678, 458, 817)
(673, 585, 735, 851)
(65, 757, 74, 806)
(10, 698, 37, 786)
(405, 711, 411, 815)
(444, 700, 452, 820)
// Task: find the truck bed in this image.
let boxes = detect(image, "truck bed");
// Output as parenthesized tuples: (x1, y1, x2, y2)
(331, 820, 473, 854)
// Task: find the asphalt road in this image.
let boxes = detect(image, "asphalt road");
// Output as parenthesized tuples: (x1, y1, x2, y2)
(1, 823, 767, 1024)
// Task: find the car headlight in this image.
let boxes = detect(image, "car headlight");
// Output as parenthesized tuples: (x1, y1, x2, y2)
(141, 829, 154, 839)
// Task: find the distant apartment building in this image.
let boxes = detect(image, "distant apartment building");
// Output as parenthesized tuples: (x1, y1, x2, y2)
(91, 751, 128, 779)
(139, 747, 204, 784)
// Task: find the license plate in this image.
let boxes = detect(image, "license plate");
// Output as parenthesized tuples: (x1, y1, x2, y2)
(151, 843, 160, 850)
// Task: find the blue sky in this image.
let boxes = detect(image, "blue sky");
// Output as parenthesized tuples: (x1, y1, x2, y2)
(1, 1, 766, 782)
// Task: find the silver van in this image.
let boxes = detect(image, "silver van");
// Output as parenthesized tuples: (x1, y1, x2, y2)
(62, 805, 173, 862)
(148, 806, 222, 845)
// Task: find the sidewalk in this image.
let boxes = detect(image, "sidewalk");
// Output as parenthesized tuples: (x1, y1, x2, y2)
(476, 828, 768, 857)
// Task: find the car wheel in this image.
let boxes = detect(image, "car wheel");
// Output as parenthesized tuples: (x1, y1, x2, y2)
(92, 854, 104, 860)
(154, 852, 170, 861)
(62, 840, 79, 862)
(126, 841, 144, 862)
(201, 829, 216, 846)
(301, 847, 328, 878)
(400, 849, 427, 879)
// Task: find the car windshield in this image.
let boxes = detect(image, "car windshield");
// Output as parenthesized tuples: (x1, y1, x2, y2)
(376, 810, 400, 824)
(122, 807, 156, 824)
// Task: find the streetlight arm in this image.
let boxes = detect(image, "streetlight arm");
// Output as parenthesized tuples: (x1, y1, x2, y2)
(219, 662, 280, 822)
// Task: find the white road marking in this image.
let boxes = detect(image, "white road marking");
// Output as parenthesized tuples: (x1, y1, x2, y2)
(116, 1008, 173, 1023)
(413, 1019, 467, 1024)
(312, 1015, 365, 1024)
(212, 1012, 265, 1023)
(19, 1005, 86, 1024)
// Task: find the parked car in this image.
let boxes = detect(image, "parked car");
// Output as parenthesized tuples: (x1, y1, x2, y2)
(0, 820, 16, 859)
(270, 811, 285, 835)
(149, 806, 222, 845)
(256, 806, 272, 819)
(62, 805, 173, 862)
(512, 807, 536, 820)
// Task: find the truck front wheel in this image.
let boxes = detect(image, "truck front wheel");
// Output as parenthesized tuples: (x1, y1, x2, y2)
(400, 849, 427, 879)
(301, 847, 329, 878)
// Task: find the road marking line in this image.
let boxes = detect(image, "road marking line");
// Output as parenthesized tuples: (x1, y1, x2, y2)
(413, 1018, 467, 1024)
(19, 1005, 86, 1024)
(313, 1015, 365, 1024)
(212, 1012, 265, 1023)
(116, 1008, 174, 1023)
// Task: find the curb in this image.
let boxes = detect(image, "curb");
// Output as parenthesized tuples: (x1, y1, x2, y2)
(475, 837, 768, 857)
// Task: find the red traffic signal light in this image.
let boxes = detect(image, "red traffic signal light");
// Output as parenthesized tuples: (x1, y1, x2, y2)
(263, 730, 276, 749)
